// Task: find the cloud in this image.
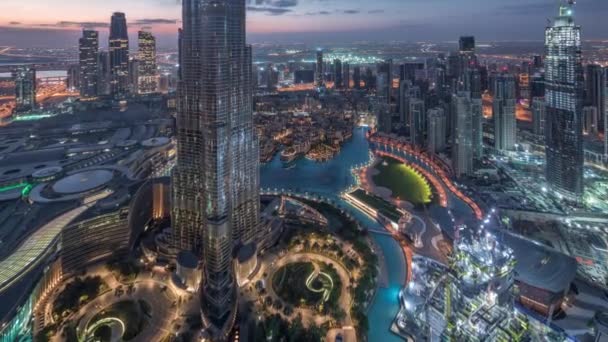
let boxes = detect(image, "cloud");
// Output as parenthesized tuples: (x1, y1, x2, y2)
(132, 18, 178, 25)
(9, 21, 21, 25)
(39, 21, 110, 29)
(247, 0, 297, 15)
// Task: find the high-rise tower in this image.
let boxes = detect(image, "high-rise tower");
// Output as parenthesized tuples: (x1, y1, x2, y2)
(137, 31, 158, 94)
(79, 30, 99, 101)
(173, 0, 260, 339)
(13, 66, 36, 113)
(109, 12, 129, 99)
(493, 73, 517, 151)
(316, 49, 324, 87)
(544, 0, 584, 199)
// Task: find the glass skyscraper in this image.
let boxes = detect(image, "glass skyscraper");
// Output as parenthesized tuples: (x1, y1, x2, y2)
(544, 0, 584, 199)
(109, 12, 129, 99)
(78, 30, 99, 101)
(137, 31, 158, 94)
(172, 0, 260, 339)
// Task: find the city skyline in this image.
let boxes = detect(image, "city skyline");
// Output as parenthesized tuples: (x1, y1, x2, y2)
(2, 0, 608, 47)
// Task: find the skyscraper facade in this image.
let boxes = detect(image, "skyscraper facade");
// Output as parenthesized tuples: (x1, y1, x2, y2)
(427, 107, 447, 154)
(137, 31, 158, 94)
(173, 0, 260, 339)
(409, 98, 426, 146)
(493, 73, 517, 151)
(532, 97, 546, 137)
(377, 59, 393, 104)
(343, 62, 350, 89)
(544, 1, 584, 198)
(109, 12, 129, 99)
(316, 49, 324, 87)
(353, 66, 361, 89)
(78, 30, 99, 100)
(452, 92, 474, 177)
(13, 66, 36, 113)
(334, 59, 343, 89)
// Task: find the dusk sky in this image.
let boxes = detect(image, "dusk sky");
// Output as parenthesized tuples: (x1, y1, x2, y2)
(0, 0, 607, 47)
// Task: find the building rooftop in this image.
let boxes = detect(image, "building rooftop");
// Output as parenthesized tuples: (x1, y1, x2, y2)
(500, 232, 577, 294)
(51, 170, 114, 195)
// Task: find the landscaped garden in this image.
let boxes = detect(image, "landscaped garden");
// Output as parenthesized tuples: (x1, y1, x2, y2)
(52, 276, 107, 320)
(85, 300, 151, 341)
(372, 156, 433, 204)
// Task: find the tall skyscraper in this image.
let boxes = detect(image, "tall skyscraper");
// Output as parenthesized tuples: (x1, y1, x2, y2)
(343, 62, 350, 89)
(109, 12, 129, 99)
(334, 59, 343, 89)
(464, 67, 484, 158)
(427, 107, 447, 154)
(97, 51, 111, 96)
(493, 73, 517, 151)
(585, 64, 604, 132)
(353, 66, 361, 89)
(137, 31, 158, 94)
(377, 59, 393, 104)
(545, 0, 584, 199)
(532, 97, 546, 137)
(173, 0, 260, 339)
(78, 30, 99, 101)
(409, 98, 426, 146)
(453, 92, 474, 177)
(13, 66, 36, 113)
(316, 49, 324, 87)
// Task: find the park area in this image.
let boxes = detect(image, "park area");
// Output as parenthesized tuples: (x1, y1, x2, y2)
(372, 157, 432, 205)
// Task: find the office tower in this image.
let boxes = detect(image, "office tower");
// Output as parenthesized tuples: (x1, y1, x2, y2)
(377, 59, 393, 104)
(353, 66, 361, 89)
(266, 64, 278, 90)
(452, 92, 474, 177)
(334, 59, 343, 89)
(78, 30, 99, 101)
(67, 64, 80, 91)
(545, 0, 584, 199)
(459, 36, 475, 53)
(465, 68, 484, 158)
(109, 12, 129, 99)
(316, 49, 324, 87)
(173, 0, 260, 339)
(343, 62, 350, 89)
(585, 64, 604, 131)
(447, 53, 461, 79)
(409, 98, 426, 146)
(97, 51, 111, 96)
(519, 73, 531, 101)
(399, 81, 421, 126)
(13, 66, 36, 113)
(531, 73, 545, 98)
(365, 67, 374, 90)
(583, 106, 598, 135)
(373, 98, 391, 134)
(532, 97, 546, 136)
(129, 59, 140, 93)
(605, 68, 608, 157)
(137, 31, 158, 94)
(533, 55, 544, 70)
(427, 107, 447, 153)
(493, 73, 517, 151)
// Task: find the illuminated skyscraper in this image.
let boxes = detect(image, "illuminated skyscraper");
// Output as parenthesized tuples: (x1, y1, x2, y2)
(353, 66, 361, 89)
(452, 92, 473, 177)
(13, 66, 36, 113)
(377, 59, 393, 104)
(343, 62, 350, 89)
(334, 59, 343, 89)
(493, 73, 517, 151)
(544, 0, 584, 198)
(137, 31, 158, 94)
(316, 49, 324, 87)
(109, 12, 129, 99)
(173, 0, 260, 339)
(78, 30, 99, 100)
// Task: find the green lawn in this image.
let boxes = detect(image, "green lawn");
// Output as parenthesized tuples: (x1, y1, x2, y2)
(372, 157, 432, 204)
